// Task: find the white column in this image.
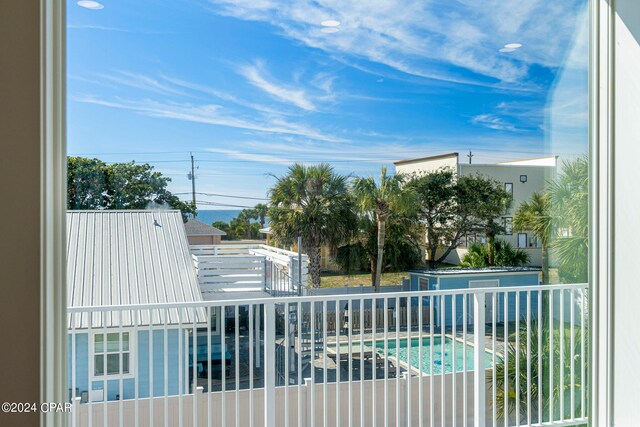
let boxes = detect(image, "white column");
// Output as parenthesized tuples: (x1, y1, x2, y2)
(473, 292, 486, 427)
(264, 301, 276, 427)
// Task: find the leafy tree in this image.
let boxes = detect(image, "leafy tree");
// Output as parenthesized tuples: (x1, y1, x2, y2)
(514, 192, 552, 283)
(352, 167, 416, 292)
(212, 221, 231, 240)
(460, 240, 530, 268)
(269, 163, 356, 288)
(335, 215, 423, 285)
(67, 157, 195, 220)
(408, 170, 511, 267)
(463, 175, 512, 266)
(406, 169, 457, 268)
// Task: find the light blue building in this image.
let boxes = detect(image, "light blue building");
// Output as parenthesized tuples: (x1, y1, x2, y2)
(66, 210, 228, 403)
(408, 267, 542, 327)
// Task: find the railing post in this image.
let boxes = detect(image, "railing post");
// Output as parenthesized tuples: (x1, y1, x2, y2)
(474, 292, 486, 427)
(264, 301, 276, 427)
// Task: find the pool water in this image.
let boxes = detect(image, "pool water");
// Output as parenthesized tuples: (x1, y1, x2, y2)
(375, 336, 495, 375)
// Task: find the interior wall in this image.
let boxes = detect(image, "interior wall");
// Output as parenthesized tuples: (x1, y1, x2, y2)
(613, 0, 640, 423)
(0, 2, 43, 426)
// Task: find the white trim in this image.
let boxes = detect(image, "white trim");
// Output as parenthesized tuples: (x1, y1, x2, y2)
(89, 330, 136, 383)
(591, 0, 614, 425)
(41, 1, 67, 426)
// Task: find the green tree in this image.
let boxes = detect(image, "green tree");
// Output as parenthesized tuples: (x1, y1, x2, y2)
(408, 170, 511, 268)
(335, 214, 422, 285)
(514, 192, 552, 282)
(67, 157, 195, 220)
(406, 169, 457, 268)
(460, 240, 530, 267)
(254, 203, 269, 228)
(549, 157, 588, 283)
(269, 163, 355, 288)
(352, 167, 416, 292)
(464, 175, 512, 266)
(490, 319, 587, 423)
(212, 221, 231, 240)
(236, 209, 258, 239)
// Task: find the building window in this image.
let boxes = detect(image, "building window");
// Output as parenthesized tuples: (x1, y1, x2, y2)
(504, 182, 513, 197)
(419, 278, 429, 291)
(92, 332, 132, 377)
(519, 175, 528, 183)
(503, 217, 513, 235)
(518, 233, 527, 248)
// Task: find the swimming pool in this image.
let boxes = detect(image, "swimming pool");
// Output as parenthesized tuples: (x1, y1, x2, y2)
(376, 336, 495, 375)
(330, 336, 496, 375)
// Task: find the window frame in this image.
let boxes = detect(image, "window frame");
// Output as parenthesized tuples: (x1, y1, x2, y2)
(38, 0, 618, 423)
(89, 330, 135, 382)
(517, 233, 528, 249)
(504, 182, 514, 198)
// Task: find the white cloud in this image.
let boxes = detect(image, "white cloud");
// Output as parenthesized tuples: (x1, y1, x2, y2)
(207, 0, 587, 86)
(238, 62, 316, 110)
(73, 95, 343, 142)
(471, 114, 523, 132)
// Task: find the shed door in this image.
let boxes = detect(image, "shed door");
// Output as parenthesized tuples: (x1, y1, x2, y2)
(468, 279, 499, 323)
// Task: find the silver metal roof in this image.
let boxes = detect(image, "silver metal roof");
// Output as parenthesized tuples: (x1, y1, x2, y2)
(67, 210, 205, 329)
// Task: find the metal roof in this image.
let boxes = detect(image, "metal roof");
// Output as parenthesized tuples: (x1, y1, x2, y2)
(184, 217, 226, 236)
(67, 210, 205, 329)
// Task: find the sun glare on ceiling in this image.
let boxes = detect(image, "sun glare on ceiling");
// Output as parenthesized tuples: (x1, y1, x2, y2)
(77, 1, 104, 10)
(500, 43, 522, 53)
(321, 20, 341, 27)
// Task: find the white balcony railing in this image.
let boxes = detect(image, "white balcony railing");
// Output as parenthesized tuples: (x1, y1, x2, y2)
(67, 283, 588, 427)
(191, 244, 308, 296)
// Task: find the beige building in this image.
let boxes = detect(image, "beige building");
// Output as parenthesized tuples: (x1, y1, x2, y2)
(184, 217, 226, 245)
(394, 152, 557, 266)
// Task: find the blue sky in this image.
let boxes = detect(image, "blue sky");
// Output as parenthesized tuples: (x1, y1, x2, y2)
(67, 0, 588, 209)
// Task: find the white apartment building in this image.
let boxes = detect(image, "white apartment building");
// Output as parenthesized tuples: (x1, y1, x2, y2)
(394, 152, 557, 266)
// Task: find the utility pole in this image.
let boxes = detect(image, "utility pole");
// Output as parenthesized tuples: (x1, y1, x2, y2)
(188, 152, 197, 216)
(467, 150, 474, 165)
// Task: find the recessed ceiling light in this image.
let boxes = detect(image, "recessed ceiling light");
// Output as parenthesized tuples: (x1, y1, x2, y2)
(321, 20, 340, 27)
(77, 1, 104, 10)
(321, 27, 340, 34)
(504, 43, 522, 49)
(499, 47, 517, 53)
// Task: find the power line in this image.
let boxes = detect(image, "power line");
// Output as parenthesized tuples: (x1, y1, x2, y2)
(174, 191, 268, 201)
(196, 200, 257, 209)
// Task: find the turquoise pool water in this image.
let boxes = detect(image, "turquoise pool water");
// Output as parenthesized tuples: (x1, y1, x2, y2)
(375, 336, 495, 375)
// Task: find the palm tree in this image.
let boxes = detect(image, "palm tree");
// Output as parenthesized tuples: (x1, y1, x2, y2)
(352, 166, 415, 292)
(491, 318, 587, 423)
(461, 239, 530, 268)
(254, 203, 269, 228)
(514, 192, 552, 283)
(548, 157, 588, 283)
(269, 163, 355, 288)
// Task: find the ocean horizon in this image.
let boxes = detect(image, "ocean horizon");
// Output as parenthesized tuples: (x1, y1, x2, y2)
(195, 209, 242, 225)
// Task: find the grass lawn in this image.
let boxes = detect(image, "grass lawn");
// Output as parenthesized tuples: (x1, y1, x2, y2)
(319, 271, 410, 288)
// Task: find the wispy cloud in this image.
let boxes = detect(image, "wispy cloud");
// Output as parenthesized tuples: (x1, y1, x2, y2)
(205, 148, 292, 165)
(207, 0, 586, 86)
(100, 71, 193, 97)
(238, 62, 316, 110)
(67, 24, 131, 32)
(72, 95, 343, 142)
(471, 114, 523, 132)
